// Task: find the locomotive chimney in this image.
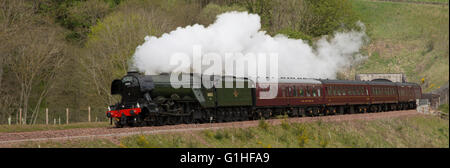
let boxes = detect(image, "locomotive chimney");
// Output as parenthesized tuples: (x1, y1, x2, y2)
(127, 71, 139, 75)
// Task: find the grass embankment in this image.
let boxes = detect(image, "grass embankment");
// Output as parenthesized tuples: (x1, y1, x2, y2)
(438, 104, 449, 114)
(350, 0, 449, 92)
(379, 0, 449, 3)
(0, 122, 110, 133)
(15, 116, 449, 148)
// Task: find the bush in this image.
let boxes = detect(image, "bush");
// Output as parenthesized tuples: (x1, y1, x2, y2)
(197, 3, 246, 26)
(277, 28, 312, 43)
(302, 0, 359, 36)
(214, 129, 230, 140)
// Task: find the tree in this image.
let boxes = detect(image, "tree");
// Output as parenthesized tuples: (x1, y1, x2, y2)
(80, 1, 174, 106)
(10, 27, 66, 124)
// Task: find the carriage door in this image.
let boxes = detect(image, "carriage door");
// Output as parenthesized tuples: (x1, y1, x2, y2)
(287, 85, 293, 105)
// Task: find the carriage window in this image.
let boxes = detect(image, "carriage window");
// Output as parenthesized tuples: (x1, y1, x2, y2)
(348, 87, 352, 96)
(333, 87, 337, 96)
(342, 87, 347, 96)
(293, 86, 297, 97)
(306, 87, 311, 97)
(312, 87, 317, 97)
(299, 87, 304, 97)
(318, 88, 321, 97)
(282, 87, 286, 97)
(348, 87, 353, 96)
(325, 86, 332, 96)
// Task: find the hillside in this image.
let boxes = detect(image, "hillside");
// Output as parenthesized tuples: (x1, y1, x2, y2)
(350, 0, 449, 92)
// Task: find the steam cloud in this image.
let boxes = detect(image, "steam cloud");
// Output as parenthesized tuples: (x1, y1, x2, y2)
(131, 11, 367, 79)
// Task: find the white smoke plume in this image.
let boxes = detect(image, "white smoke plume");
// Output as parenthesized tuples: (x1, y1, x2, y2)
(131, 11, 367, 79)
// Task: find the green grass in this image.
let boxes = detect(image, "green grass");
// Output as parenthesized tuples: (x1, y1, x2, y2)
(404, 0, 449, 3)
(438, 104, 449, 114)
(122, 116, 449, 148)
(0, 122, 110, 133)
(14, 115, 449, 148)
(350, 0, 449, 92)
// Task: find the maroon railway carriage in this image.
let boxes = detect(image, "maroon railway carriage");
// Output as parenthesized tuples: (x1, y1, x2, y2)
(255, 78, 324, 117)
(320, 80, 371, 114)
(368, 80, 399, 111)
(253, 78, 422, 118)
(396, 82, 421, 109)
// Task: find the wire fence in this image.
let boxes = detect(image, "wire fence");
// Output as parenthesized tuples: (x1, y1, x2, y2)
(2, 106, 109, 125)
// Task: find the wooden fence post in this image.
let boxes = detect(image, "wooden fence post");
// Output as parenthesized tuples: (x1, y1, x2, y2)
(46, 108, 49, 125)
(19, 108, 22, 125)
(66, 108, 69, 124)
(88, 106, 91, 123)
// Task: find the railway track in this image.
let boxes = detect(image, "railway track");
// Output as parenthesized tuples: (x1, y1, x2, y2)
(0, 110, 421, 146)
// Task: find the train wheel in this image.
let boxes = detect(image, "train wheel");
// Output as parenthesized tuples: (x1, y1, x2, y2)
(175, 116, 183, 124)
(167, 117, 176, 125)
(114, 120, 123, 128)
(299, 108, 306, 117)
(156, 116, 165, 126)
(338, 106, 345, 115)
(264, 109, 271, 119)
(183, 116, 193, 124)
(349, 106, 355, 114)
(327, 107, 334, 115)
(232, 111, 238, 122)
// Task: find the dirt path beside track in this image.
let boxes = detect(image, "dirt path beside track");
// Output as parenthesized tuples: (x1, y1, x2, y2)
(0, 110, 421, 147)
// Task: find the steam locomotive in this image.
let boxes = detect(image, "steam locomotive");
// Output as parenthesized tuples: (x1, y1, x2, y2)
(106, 71, 421, 127)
